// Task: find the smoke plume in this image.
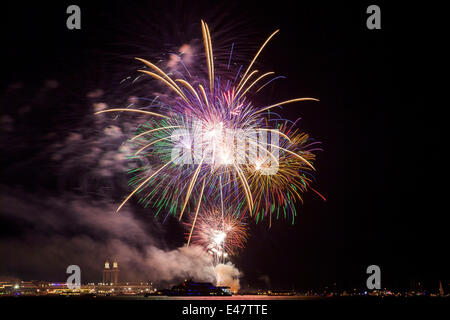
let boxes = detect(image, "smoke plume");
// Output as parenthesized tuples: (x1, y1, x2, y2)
(215, 262, 242, 292)
(0, 188, 224, 286)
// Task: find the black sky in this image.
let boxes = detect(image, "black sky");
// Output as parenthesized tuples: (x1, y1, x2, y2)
(0, 1, 446, 290)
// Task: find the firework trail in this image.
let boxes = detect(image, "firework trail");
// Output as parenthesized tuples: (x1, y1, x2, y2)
(96, 20, 323, 255)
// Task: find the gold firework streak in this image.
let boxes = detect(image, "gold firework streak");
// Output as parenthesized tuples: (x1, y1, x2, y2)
(201, 20, 214, 94)
(130, 126, 181, 141)
(95, 108, 170, 119)
(179, 156, 206, 220)
(256, 98, 320, 114)
(267, 143, 315, 170)
(237, 29, 280, 90)
(187, 178, 206, 246)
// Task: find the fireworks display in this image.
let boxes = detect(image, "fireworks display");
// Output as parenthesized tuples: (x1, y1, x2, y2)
(96, 20, 324, 261)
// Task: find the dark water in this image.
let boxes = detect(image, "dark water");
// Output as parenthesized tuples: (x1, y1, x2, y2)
(102, 295, 326, 300)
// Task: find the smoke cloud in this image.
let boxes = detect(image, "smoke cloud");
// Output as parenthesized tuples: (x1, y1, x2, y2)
(215, 262, 242, 292)
(0, 188, 228, 287)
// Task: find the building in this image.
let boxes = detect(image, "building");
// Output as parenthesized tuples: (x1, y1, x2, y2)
(102, 259, 119, 285)
(0, 259, 155, 296)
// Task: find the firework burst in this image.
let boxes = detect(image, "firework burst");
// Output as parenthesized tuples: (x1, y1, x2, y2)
(184, 206, 248, 264)
(245, 122, 325, 227)
(96, 20, 323, 255)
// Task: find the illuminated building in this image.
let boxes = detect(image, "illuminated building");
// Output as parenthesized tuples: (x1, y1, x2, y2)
(102, 259, 119, 285)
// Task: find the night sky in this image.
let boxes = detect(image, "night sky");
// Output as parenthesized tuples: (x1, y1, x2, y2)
(0, 1, 446, 291)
